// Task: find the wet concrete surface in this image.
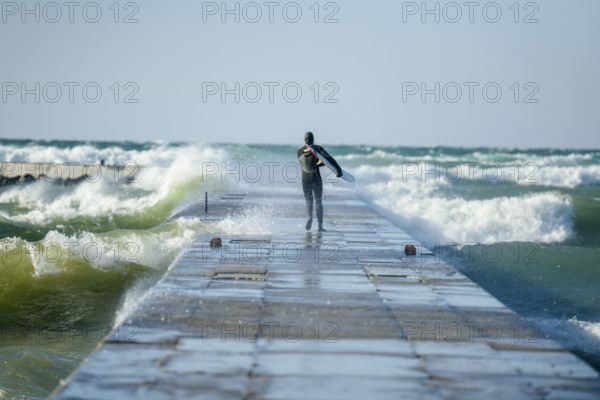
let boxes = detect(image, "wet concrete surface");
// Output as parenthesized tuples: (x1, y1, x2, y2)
(50, 191, 600, 399)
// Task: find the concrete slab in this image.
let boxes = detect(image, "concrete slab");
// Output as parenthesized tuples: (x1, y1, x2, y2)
(50, 191, 600, 400)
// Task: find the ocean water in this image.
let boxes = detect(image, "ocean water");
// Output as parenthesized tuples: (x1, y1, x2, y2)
(0, 139, 599, 398)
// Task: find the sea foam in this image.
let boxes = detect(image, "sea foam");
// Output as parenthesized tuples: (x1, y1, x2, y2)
(355, 164, 575, 244)
(0, 143, 229, 228)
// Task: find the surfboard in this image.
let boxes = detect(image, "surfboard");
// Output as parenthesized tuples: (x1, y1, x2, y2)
(306, 144, 355, 183)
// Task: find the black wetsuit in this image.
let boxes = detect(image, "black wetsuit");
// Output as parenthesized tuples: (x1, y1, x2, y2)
(297, 144, 342, 228)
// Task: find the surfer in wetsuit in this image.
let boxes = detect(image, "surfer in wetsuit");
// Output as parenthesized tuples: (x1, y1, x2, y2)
(298, 132, 342, 232)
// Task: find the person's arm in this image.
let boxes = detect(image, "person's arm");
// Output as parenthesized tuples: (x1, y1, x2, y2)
(315, 146, 342, 177)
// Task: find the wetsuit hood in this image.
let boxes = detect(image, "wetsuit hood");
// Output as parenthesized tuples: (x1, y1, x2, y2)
(304, 132, 314, 145)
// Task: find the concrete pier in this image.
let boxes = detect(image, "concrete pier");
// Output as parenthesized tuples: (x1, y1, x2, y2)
(0, 162, 139, 185)
(50, 190, 600, 399)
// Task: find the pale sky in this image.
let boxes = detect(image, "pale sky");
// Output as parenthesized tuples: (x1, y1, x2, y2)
(0, 0, 599, 148)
